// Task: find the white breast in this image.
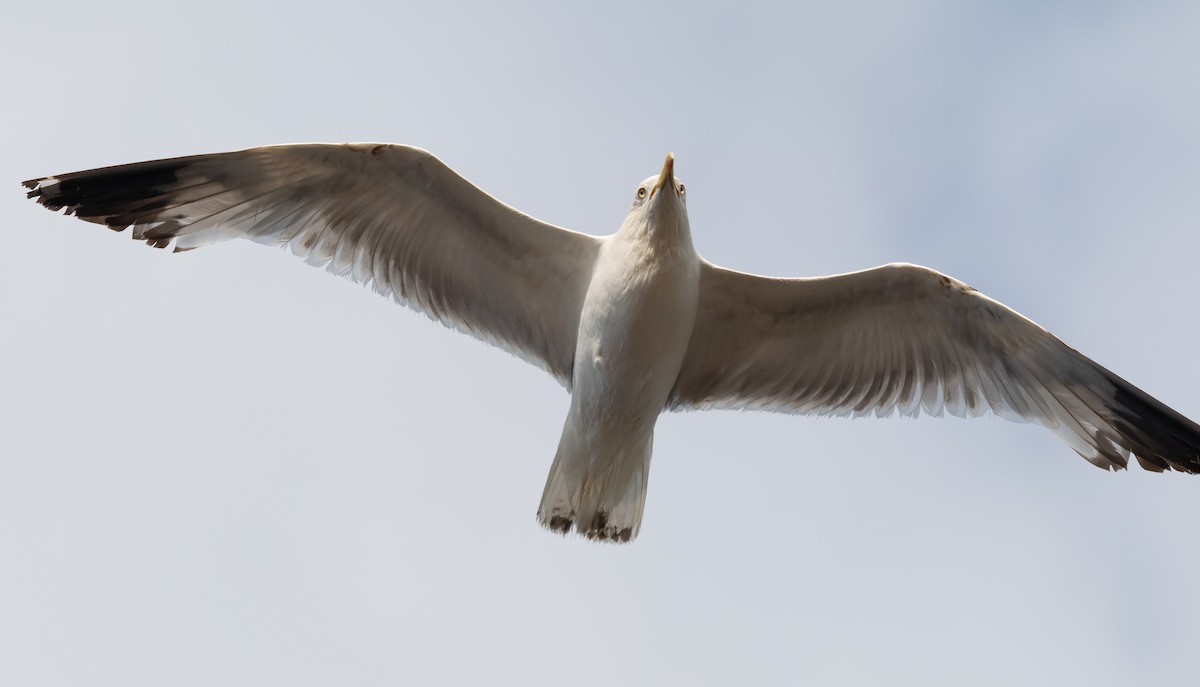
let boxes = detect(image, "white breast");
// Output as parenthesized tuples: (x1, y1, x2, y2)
(571, 231, 700, 429)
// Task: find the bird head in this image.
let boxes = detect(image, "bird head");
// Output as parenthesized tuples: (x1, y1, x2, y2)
(627, 152, 689, 238)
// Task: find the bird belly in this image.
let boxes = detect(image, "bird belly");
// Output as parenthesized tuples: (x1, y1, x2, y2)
(569, 240, 700, 448)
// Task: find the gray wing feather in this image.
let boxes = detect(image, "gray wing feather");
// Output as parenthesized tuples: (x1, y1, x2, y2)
(24, 143, 601, 386)
(669, 261, 1200, 473)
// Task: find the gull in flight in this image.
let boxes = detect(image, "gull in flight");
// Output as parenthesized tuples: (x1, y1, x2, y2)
(23, 143, 1200, 543)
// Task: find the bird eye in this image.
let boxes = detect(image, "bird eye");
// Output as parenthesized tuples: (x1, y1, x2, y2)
(637, 187, 647, 199)
(678, 184, 685, 196)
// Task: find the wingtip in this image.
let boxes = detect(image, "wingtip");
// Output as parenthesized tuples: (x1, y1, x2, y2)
(22, 176, 49, 199)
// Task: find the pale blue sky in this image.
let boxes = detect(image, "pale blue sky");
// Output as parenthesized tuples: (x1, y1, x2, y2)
(3, 2, 1199, 685)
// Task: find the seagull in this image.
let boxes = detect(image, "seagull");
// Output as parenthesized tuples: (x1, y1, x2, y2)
(23, 143, 1200, 542)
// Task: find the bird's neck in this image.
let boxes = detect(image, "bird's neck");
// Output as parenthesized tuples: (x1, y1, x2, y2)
(620, 211, 695, 256)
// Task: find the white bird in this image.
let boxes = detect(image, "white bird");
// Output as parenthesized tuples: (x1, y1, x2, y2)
(23, 143, 1200, 542)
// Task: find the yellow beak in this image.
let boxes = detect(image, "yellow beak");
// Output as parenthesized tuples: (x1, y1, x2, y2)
(650, 152, 675, 199)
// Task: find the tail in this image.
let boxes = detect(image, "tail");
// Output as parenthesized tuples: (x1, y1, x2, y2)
(537, 421, 653, 544)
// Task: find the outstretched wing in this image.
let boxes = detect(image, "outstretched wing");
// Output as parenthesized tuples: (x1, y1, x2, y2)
(668, 261, 1200, 473)
(24, 143, 601, 386)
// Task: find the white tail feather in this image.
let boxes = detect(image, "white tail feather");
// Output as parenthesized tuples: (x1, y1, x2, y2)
(537, 418, 652, 543)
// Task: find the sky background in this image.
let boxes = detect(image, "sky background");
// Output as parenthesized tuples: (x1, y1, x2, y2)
(3, 1, 1200, 685)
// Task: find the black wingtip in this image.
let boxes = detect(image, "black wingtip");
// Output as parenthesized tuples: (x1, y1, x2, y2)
(21, 158, 194, 237)
(22, 177, 48, 200)
(1109, 378, 1200, 475)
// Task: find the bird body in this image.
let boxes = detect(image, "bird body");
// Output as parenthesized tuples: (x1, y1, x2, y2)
(541, 160, 700, 540)
(22, 143, 1200, 543)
